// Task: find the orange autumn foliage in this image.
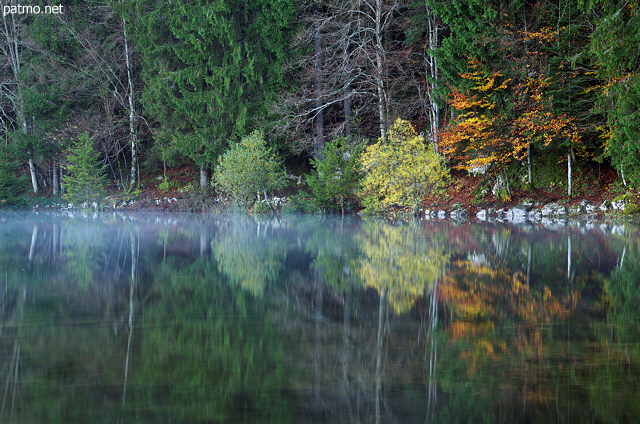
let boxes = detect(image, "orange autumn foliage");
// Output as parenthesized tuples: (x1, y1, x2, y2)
(440, 59, 581, 172)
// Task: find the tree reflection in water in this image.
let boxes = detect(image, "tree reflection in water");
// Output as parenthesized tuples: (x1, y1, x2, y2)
(0, 212, 637, 423)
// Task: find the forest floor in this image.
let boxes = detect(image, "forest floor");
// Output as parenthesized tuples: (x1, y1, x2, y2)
(30, 160, 638, 221)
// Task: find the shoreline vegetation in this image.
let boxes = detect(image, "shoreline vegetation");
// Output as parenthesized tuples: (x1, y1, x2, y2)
(1, 1, 638, 220)
(26, 159, 639, 225)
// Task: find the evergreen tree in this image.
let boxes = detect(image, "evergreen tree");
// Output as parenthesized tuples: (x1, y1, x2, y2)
(62, 133, 109, 207)
(0, 143, 29, 208)
(587, 0, 640, 186)
(307, 136, 363, 215)
(133, 0, 295, 186)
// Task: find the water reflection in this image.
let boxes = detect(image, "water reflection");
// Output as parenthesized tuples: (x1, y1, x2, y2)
(0, 211, 638, 423)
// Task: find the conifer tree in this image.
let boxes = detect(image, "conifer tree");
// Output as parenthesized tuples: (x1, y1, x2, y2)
(307, 136, 363, 215)
(133, 0, 295, 187)
(587, 0, 640, 186)
(0, 143, 28, 208)
(63, 133, 109, 207)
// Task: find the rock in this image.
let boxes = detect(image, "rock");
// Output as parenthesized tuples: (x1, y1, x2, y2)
(611, 199, 625, 211)
(450, 208, 467, 221)
(470, 163, 490, 176)
(492, 175, 505, 197)
(476, 209, 487, 221)
(437, 210, 446, 220)
(540, 203, 557, 216)
(568, 205, 581, 215)
(506, 207, 527, 223)
(599, 201, 609, 212)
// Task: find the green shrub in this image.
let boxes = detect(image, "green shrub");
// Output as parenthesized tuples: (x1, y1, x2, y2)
(158, 178, 180, 193)
(281, 191, 320, 214)
(214, 131, 286, 212)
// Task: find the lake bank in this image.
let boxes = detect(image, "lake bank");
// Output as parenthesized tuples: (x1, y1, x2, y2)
(27, 162, 640, 224)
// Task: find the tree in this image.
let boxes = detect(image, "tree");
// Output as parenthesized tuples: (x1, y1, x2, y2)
(358, 119, 449, 215)
(134, 0, 295, 187)
(439, 59, 581, 195)
(214, 131, 286, 212)
(62, 133, 109, 207)
(307, 136, 363, 215)
(587, 0, 640, 186)
(1, 0, 39, 193)
(0, 142, 28, 207)
(275, 0, 416, 154)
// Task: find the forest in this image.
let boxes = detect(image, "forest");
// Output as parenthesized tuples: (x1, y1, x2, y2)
(0, 0, 638, 212)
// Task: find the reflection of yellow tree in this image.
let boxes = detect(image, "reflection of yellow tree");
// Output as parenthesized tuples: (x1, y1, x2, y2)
(356, 221, 449, 314)
(212, 222, 286, 297)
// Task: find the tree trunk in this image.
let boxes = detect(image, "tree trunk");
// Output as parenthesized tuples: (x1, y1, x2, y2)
(527, 144, 532, 189)
(343, 19, 353, 138)
(52, 161, 59, 196)
(263, 188, 276, 214)
(123, 18, 138, 189)
(28, 154, 38, 194)
(567, 151, 572, 198)
(425, 2, 439, 149)
(199, 162, 210, 189)
(314, 7, 325, 157)
(59, 166, 65, 194)
(375, 0, 387, 138)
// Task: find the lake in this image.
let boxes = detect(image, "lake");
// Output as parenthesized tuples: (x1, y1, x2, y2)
(1, 211, 638, 423)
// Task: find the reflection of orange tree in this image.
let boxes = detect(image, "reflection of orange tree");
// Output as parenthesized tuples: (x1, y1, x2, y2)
(356, 221, 449, 314)
(440, 258, 580, 405)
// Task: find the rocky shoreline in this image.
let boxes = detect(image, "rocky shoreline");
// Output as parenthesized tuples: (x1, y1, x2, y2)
(424, 198, 635, 226)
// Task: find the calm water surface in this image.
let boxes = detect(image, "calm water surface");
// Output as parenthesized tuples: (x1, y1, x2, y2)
(1, 211, 639, 423)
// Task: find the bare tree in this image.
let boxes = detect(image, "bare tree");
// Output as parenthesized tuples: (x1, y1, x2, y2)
(0, 0, 38, 192)
(272, 0, 412, 154)
(54, 3, 141, 191)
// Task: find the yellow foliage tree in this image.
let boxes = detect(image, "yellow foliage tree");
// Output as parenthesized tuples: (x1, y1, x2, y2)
(358, 119, 449, 216)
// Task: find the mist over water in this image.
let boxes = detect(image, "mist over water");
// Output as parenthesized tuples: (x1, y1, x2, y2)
(1, 211, 638, 423)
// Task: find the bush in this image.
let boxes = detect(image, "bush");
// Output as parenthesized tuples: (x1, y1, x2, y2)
(281, 190, 320, 214)
(214, 131, 286, 212)
(358, 119, 450, 216)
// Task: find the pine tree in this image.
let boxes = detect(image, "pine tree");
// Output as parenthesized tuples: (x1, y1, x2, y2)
(587, 0, 640, 186)
(63, 133, 109, 207)
(307, 137, 363, 215)
(0, 144, 29, 208)
(133, 0, 295, 187)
